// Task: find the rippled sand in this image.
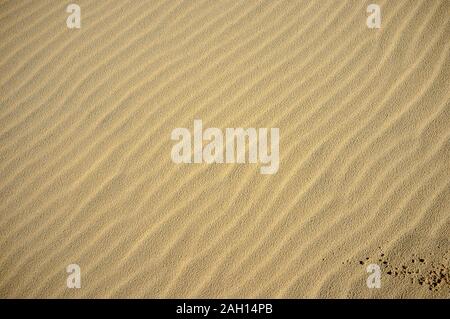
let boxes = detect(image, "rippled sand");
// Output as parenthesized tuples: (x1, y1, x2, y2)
(0, 0, 449, 298)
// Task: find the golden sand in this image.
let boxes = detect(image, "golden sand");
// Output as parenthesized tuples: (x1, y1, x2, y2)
(0, 0, 449, 298)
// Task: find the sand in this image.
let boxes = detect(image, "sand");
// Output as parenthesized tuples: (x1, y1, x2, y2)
(0, 0, 449, 298)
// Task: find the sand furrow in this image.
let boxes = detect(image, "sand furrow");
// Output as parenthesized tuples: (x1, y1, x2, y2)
(0, 0, 449, 298)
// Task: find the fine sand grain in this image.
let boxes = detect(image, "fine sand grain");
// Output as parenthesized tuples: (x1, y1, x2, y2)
(0, 0, 449, 298)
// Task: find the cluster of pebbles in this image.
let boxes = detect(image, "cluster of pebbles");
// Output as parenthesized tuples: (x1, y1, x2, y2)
(358, 249, 450, 292)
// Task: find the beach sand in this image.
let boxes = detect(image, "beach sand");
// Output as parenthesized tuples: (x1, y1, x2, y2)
(0, 0, 449, 298)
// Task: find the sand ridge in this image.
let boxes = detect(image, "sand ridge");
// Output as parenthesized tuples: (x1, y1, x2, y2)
(0, 0, 449, 298)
